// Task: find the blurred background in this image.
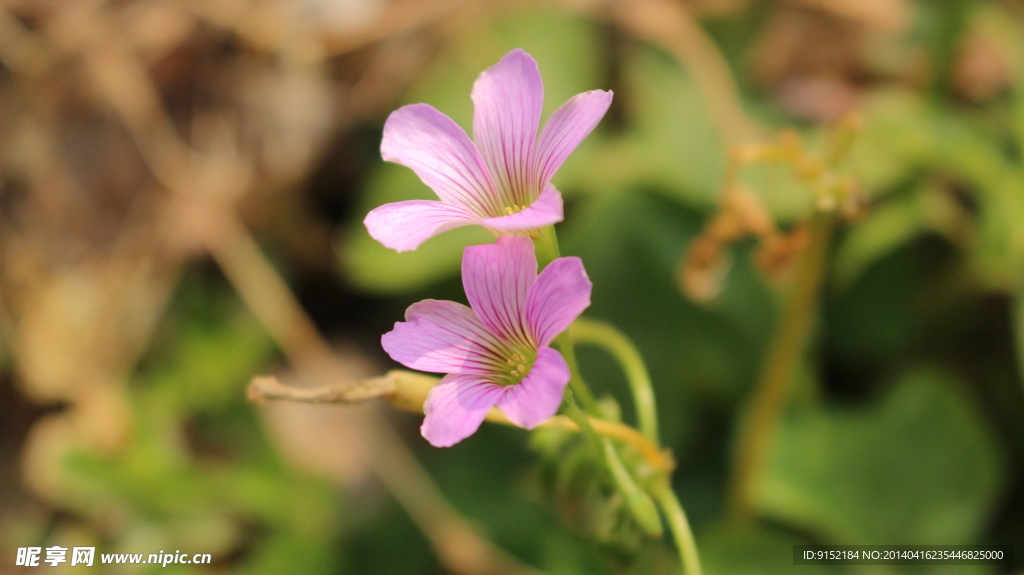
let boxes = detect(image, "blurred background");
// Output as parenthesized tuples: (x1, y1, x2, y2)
(0, 0, 1022, 573)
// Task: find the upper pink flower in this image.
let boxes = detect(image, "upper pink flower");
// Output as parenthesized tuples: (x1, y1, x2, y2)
(381, 236, 592, 447)
(365, 48, 613, 252)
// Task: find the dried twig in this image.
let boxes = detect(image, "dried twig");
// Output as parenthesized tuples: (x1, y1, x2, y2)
(248, 374, 396, 405)
(247, 372, 675, 475)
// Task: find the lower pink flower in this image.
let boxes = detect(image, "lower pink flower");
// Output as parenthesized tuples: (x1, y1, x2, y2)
(381, 236, 592, 447)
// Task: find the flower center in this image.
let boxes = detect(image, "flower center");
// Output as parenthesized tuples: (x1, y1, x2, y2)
(495, 351, 534, 386)
(504, 204, 524, 215)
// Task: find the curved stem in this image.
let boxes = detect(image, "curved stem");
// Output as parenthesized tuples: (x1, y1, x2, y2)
(560, 388, 609, 465)
(558, 369, 663, 538)
(570, 318, 660, 444)
(728, 214, 834, 517)
(602, 439, 663, 537)
(542, 411, 674, 475)
(554, 331, 598, 412)
(532, 225, 562, 269)
(651, 480, 704, 575)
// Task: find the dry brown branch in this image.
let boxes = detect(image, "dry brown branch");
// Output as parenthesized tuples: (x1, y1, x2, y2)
(321, 0, 474, 56)
(247, 372, 675, 475)
(180, 0, 469, 58)
(248, 374, 396, 405)
(0, 6, 52, 75)
(208, 215, 337, 367)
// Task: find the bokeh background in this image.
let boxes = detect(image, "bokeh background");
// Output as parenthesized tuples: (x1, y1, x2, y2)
(0, 0, 1022, 573)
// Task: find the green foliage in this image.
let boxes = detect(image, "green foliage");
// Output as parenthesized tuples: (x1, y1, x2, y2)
(298, 2, 1024, 570)
(530, 423, 654, 556)
(700, 523, 835, 575)
(29, 3, 1024, 573)
(59, 277, 344, 574)
(756, 369, 1005, 547)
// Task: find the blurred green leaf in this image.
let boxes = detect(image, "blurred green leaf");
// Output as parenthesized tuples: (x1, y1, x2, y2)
(239, 530, 338, 575)
(148, 315, 274, 412)
(847, 91, 937, 196)
(834, 183, 969, 289)
(562, 44, 724, 207)
(1014, 287, 1024, 395)
(562, 190, 774, 426)
(700, 523, 835, 575)
(57, 275, 343, 574)
(339, 207, 491, 295)
(834, 193, 925, 289)
(928, 115, 1024, 291)
(755, 368, 1005, 546)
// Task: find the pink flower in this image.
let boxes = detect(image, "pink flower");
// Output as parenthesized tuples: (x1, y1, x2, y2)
(382, 236, 592, 447)
(365, 48, 613, 252)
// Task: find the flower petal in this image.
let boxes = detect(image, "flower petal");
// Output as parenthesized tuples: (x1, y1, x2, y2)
(381, 103, 500, 215)
(525, 255, 592, 346)
(496, 347, 569, 428)
(472, 49, 544, 207)
(421, 374, 504, 447)
(364, 200, 479, 252)
(479, 184, 563, 233)
(462, 236, 537, 345)
(535, 90, 613, 188)
(382, 299, 504, 375)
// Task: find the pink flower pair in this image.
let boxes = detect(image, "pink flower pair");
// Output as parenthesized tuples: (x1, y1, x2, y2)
(366, 49, 611, 446)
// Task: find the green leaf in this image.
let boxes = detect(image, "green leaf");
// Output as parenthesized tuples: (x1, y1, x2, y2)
(847, 90, 937, 195)
(1014, 285, 1024, 395)
(143, 276, 275, 412)
(755, 369, 1005, 545)
(918, 108, 1024, 291)
(834, 183, 968, 289)
(565, 45, 724, 207)
(700, 523, 835, 575)
(834, 194, 925, 290)
(339, 208, 491, 295)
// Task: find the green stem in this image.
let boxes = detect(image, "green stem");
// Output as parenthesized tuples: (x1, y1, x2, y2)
(533, 225, 561, 268)
(602, 439, 664, 537)
(561, 387, 608, 465)
(728, 214, 834, 518)
(536, 228, 682, 551)
(555, 331, 598, 412)
(533, 226, 600, 413)
(651, 480, 704, 575)
(562, 382, 664, 537)
(570, 318, 660, 444)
